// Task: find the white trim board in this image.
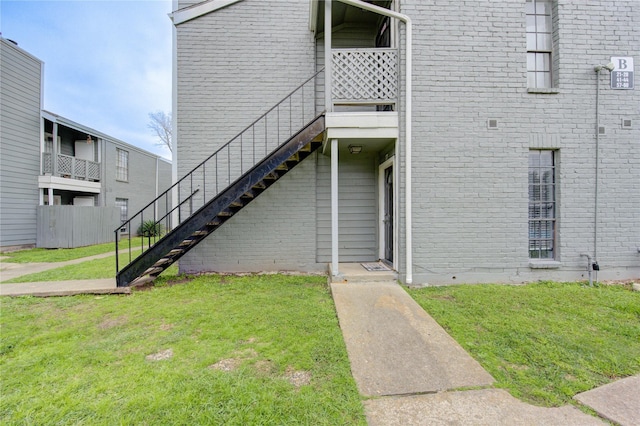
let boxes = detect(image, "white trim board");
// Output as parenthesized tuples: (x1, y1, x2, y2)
(171, 0, 244, 26)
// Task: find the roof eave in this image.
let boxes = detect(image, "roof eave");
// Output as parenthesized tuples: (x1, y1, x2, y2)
(170, 0, 244, 26)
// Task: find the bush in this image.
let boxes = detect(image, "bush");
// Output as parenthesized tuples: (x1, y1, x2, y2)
(137, 220, 164, 237)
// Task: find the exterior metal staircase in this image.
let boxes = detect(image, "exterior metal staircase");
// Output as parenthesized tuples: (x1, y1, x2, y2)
(115, 71, 325, 287)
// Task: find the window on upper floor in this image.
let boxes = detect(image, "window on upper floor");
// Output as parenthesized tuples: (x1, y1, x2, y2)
(116, 148, 128, 182)
(529, 150, 556, 260)
(526, 0, 553, 89)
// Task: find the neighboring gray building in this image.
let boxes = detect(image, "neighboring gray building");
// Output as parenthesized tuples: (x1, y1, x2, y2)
(1, 38, 42, 249)
(116, 0, 638, 286)
(0, 38, 172, 250)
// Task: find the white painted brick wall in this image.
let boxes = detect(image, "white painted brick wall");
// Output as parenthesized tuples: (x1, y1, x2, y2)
(402, 0, 639, 284)
(176, 0, 318, 273)
(180, 156, 321, 274)
(176, 0, 639, 283)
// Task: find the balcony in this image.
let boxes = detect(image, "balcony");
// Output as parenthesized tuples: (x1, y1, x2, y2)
(42, 152, 101, 181)
(324, 48, 399, 143)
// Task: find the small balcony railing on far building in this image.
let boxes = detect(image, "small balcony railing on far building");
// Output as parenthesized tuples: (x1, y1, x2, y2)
(331, 48, 398, 107)
(42, 153, 101, 181)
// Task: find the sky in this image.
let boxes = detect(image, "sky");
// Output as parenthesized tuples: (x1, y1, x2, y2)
(1, 0, 173, 160)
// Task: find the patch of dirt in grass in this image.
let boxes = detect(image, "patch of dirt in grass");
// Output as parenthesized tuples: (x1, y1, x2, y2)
(209, 358, 241, 371)
(133, 275, 195, 291)
(98, 316, 128, 330)
(159, 322, 174, 331)
(506, 363, 530, 371)
(254, 360, 277, 375)
(430, 294, 456, 301)
(146, 348, 173, 361)
(599, 279, 638, 289)
(284, 366, 312, 388)
(237, 348, 258, 358)
(209, 348, 259, 372)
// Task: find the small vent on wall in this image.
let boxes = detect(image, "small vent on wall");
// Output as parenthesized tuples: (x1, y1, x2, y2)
(621, 119, 632, 129)
(598, 126, 606, 135)
(487, 119, 498, 130)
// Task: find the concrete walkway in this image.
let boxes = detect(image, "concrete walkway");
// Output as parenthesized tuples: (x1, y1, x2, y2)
(574, 375, 640, 426)
(0, 252, 126, 296)
(331, 281, 494, 396)
(331, 278, 637, 425)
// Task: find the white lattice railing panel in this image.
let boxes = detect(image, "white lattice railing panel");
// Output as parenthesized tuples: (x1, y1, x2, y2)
(88, 162, 100, 180)
(42, 153, 100, 181)
(75, 159, 87, 178)
(42, 153, 52, 174)
(332, 48, 398, 103)
(58, 155, 73, 175)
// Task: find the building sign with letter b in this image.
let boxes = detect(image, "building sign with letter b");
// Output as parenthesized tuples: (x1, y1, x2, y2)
(610, 57, 634, 89)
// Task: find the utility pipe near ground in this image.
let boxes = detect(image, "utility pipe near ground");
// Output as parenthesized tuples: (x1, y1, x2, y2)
(336, 0, 413, 284)
(591, 62, 613, 282)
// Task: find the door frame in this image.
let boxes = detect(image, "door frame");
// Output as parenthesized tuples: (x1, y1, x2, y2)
(378, 156, 397, 270)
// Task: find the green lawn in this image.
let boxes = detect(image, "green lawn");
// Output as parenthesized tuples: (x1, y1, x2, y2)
(1, 237, 148, 264)
(4, 239, 638, 419)
(1, 249, 176, 284)
(1, 239, 172, 284)
(0, 274, 365, 425)
(408, 281, 640, 407)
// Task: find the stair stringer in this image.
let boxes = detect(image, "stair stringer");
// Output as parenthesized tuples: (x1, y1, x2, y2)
(116, 114, 325, 287)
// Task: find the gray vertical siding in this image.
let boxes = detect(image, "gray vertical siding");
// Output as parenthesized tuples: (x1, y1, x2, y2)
(0, 39, 42, 248)
(316, 152, 378, 263)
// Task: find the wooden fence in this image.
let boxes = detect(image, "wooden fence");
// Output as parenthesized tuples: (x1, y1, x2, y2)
(37, 206, 120, 248)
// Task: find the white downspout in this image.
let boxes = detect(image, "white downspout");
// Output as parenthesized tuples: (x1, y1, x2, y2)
(325, 0, 333, 113)
(331, 139, 339, 276)
(170, 0, 179, 231)
(336, 0, 413, 284)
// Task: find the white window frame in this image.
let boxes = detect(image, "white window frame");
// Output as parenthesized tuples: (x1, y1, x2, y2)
(528, 150, 556, 260)
(115, 198, 128, 224)
(526, 0, 553, 89)
(116, 148, 129, 182)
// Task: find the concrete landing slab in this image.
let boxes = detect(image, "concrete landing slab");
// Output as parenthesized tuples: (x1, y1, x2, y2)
(364, 389, 605, 426)
(331, 281, 494, 396)
(574, 375, 640, 426)
(330, 263, 397, 283)
(0, 279, 127, 297)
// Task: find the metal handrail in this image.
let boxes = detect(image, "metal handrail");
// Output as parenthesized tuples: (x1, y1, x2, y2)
(115, 69, 325, 273)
